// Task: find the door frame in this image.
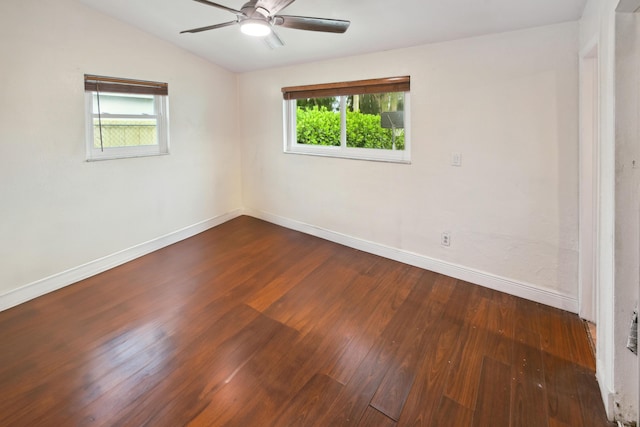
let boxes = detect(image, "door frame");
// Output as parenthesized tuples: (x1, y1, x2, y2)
(578, 37, 600, 323)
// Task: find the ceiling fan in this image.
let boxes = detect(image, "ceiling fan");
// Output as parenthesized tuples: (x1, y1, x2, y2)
(180, 0, 350, 48)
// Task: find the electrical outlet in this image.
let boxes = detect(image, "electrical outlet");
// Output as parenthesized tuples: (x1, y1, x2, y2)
(441, 232, 451, 247)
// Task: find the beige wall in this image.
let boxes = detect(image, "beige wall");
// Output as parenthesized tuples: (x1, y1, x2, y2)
(0, 0, 242, 297)
(240, 22, 580, 303)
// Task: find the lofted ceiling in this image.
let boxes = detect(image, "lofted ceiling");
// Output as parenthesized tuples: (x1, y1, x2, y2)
(79, 0, 587, 73)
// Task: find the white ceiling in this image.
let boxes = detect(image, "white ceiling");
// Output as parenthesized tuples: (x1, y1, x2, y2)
(79, 0, 587, 73)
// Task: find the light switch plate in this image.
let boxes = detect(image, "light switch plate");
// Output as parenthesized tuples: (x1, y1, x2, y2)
(451, 152, 462, 166)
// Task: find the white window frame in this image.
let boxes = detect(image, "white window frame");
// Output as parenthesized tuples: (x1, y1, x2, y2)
(84, 76, 170, 161)
(282, 77, 411, 164)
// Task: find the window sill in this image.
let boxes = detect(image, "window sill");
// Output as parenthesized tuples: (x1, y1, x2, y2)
(284, 145, 411, 164)
(86, 149, 169, 162)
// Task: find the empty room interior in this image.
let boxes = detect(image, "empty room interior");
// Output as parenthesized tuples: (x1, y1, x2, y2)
(1, 0, 639, 425)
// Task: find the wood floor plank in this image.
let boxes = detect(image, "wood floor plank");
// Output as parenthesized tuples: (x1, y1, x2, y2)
(513, 298, 542, 336)
(268, 374, 344, 427)
(369, 302, 444, 420)
(369, 273, 444, 420)
(543, 352, 584, 426)
(16, 302, 261, 427)
(429, 274, 457, 304)
(205, 254, 396, 425)
(574, 364, 612, 427)
(260, 246, 357, 319)
(19, 232, 322, 426)
(510, 329, 549, 427)
(244, 241, 336, 313)
(442, 280, 480, 323)
(312, 271, 437, 426)
(564, 313, 596, 370)
(536, 303, 575, 358)
(471, 357, 511, 427)
(202, 259, 415, 425)
(444, 322, 488, 408)
(483, 329, 514, 366)
(470, 293, 517, 339)
(0, 221, 313, 394)
(253, 263, 418, 404)
(112, 311, 286, 427)
(431, 396, 473, 427)
(319, 264, 422, 384)
(395, 318, 462, 425)
(184, 320, 302, 427)
(263, 249, 367, 335)
(0, 217, 612, 427)
(358, 406, 397, 427)
(441, 281, 516, 409)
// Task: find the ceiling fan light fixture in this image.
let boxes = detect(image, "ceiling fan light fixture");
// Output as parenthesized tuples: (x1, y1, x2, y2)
(240, 19, 272, 37)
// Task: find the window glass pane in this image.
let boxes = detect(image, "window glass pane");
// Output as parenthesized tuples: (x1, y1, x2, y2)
(92, 93, 155, 115)
(93, 118, 157, 148)
(295, 96, 341, 146)
(345, 92, 405, 150)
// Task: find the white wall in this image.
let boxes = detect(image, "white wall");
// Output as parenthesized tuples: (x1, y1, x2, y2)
(240, 22, 580, 308)
(0, 0, 242, 304)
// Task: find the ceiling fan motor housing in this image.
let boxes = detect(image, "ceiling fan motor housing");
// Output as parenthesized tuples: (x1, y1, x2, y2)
(239, 1, 271, 25)
(180, 0, 350, 40)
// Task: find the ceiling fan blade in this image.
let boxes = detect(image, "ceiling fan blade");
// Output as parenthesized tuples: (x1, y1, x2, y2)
(274, 15, 350, 33)
(191, 0, 244, 16)
(180, 20, 237, 33)
(263, 28, 285, 49)
(255, 0, 296, 15)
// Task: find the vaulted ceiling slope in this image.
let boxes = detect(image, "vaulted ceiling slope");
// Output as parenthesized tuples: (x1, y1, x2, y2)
(79, 0, 587, 73)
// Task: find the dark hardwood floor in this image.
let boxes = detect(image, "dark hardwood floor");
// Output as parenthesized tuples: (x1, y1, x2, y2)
(0, 216, 613, 426)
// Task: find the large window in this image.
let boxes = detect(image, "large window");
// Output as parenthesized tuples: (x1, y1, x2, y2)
(282, 76, 410, 163)
(84, 75, 169, 161)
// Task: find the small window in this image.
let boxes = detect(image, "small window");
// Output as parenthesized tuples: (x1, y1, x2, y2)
(84, 75, 169, 161)
(282, 76, 410, 163)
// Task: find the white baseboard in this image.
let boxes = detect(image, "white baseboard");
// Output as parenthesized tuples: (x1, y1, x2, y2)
(2, 208, 578, 314)
(597, 359, 616, 422)
(0, 209, 242, 312)
(244, 209, 579, 313)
